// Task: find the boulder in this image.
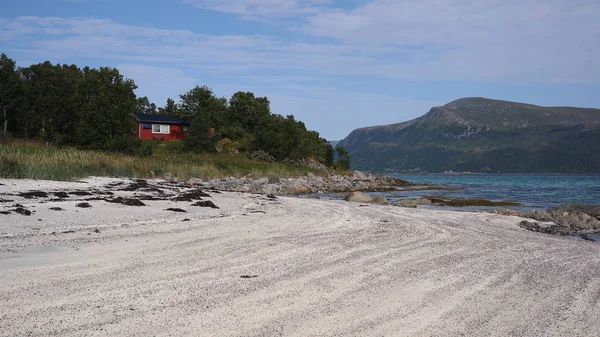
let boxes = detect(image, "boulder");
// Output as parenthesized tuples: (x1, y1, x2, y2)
(524, 210, 553, 222)
(187, 177, 203, 185)
(262, 184, 281, 195)
(396, 199, 418, 208)
(395, 198, 431, 208)
(255, 177, 270, 185)
(345, 191, 372, 203)
(553, 212, 600, 230)
(352, 170, 368, 180)
(518, 220, 569, 235)
(371, 196, 389, 205)
(495, 209, 526, 217)
(289, 185, 309, 195)
(415, 198, 432, 205)
(552, 204, 600, 217)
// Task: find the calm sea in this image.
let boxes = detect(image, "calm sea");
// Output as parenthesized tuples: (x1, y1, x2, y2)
(388, 173, 600, 210)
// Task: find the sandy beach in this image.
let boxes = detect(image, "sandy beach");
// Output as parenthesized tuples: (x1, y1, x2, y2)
(1, 177, 599, 337)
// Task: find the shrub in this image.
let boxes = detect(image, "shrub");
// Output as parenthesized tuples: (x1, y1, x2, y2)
(248, 150, 275, 162)
(103, 136, 153, 157)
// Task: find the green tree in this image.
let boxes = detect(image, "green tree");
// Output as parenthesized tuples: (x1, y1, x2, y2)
(184, 112, 218, 153)
(161, 98, 177, 115)
(0, 53, 21, 138)
(135, 96, 157, 114)
(74, 67, 137, 147)
(15, 62, 83, 142)
(335, 147, 351, 170)
(227, 91, 270, 133)
(178, 86, 229, 153)
(177, 86, 227, 125)
(323, 142, 334, 167)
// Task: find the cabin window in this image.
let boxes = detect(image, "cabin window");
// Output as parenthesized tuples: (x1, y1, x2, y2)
(152, 124, 170, 134)
(142, 124, 151, 129)
(183, 126, 188, 132)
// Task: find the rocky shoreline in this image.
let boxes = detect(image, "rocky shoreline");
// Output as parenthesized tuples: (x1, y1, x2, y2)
(186, 170, 600, 238)
(494, 205, 600, 237)
(192, 170, 412, 195)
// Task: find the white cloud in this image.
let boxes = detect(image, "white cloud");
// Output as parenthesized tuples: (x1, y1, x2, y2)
(301, 0, 600, 82)
(3, 11, 599, 83)
(182, 0, 332, 18)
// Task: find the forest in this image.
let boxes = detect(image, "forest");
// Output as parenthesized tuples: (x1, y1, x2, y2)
(0, 53, 339, 168)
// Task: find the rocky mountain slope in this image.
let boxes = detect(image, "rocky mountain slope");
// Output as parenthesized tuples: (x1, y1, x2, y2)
(336, 97, 600, 173)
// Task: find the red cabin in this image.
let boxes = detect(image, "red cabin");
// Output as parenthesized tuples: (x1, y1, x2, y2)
(134, 114, 190, 141)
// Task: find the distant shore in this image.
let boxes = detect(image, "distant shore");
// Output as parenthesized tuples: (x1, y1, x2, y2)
(2, 177, 600, 336)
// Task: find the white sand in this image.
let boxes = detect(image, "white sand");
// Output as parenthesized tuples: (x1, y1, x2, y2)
(1, 177, 599, 337)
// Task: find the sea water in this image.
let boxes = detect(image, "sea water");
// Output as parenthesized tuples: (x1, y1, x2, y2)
(390, 173, 600, 209)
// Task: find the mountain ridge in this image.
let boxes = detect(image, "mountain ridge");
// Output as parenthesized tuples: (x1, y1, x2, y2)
(336, 97, 600, 173)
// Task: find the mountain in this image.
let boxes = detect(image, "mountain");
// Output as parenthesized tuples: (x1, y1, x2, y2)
(336, 97, 600, 173)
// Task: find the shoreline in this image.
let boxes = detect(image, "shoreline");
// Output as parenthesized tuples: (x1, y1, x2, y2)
(2, 177, 600, 336)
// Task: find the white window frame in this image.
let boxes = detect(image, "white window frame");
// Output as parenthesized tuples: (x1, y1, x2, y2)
(152, 124, 170, 134)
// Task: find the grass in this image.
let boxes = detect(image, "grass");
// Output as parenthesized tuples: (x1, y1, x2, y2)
(0, 139, 328, 181)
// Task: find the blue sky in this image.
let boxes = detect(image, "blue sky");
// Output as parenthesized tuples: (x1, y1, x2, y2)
(2, 0, 599, 140)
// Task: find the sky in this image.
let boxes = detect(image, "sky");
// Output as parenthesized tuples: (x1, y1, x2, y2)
(1, 0, 599, 140)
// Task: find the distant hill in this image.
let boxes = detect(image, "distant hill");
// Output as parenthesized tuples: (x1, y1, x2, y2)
(329, 140, 339, 148)
(336, 97, 600, 173)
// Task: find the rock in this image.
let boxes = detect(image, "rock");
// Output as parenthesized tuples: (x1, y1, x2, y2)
(187, 177, 203, 185)
(345, 191, 372, 203)
(396, 199, 418, 208)
(524, 210, 553, 222)
(562, 212, 569, 217)
(76, 202, 92, 208)
(518, 220, 569, 235)
(554, 212, 600, 230)
(260, 184, 278, 195)
(353, 170, 368, 180)
(395, 198, 431, 208)
(164, 172, 174, 182)
(415, 198, 432, 205)
(495, 209, 525, 217)
(255, 177, 270, 185)
(289, 185, 309, 195)
(371, 196, 389, 205)
(553, 204, 600, 217)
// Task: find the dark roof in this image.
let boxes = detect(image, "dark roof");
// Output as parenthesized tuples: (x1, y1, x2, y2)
(134, 114, 190, 125)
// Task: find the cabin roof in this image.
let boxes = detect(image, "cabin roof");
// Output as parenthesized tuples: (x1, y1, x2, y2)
(134, 114, 190, 125)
